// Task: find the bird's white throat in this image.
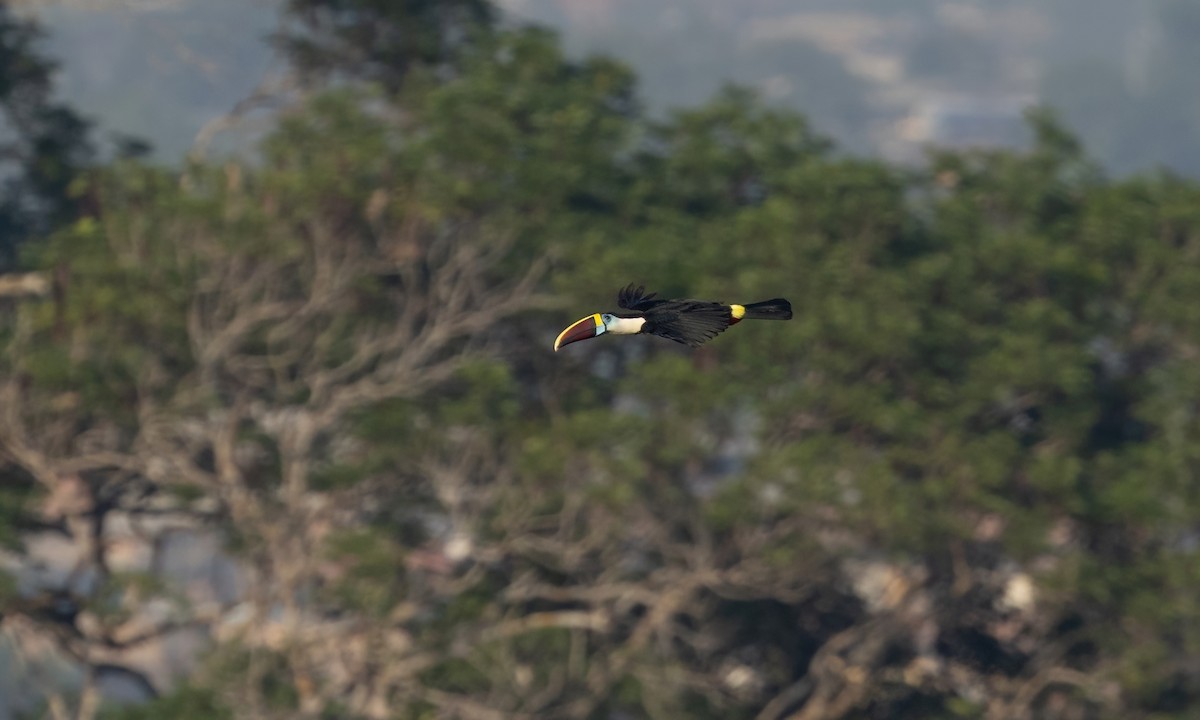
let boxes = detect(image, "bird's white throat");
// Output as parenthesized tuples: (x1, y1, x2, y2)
(606, 316, 646, 335)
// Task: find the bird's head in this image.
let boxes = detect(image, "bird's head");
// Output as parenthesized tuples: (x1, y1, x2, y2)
(554, 312, 617, 351)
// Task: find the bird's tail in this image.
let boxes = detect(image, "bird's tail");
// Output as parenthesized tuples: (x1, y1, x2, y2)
(739, 298, 793, 320)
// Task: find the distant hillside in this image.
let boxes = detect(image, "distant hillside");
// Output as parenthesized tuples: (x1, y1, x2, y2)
(29, 0, 277, 160)
(20, 0, 1200, 175)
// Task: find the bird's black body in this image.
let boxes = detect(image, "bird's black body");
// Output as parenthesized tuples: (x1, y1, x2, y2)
(553, 284, 794, 351)
(615, 284, 753, 347)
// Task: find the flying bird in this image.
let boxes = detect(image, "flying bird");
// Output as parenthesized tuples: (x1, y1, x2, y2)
(554, 284, 793, 351)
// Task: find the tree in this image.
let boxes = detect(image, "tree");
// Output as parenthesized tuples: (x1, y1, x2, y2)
(1, 26, 639, 716)
(274, 0, 496, 91)
(0, 5, 92, 269)
(1, 112, 541, 718)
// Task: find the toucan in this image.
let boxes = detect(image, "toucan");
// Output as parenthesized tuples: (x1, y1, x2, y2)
(554, 284, 793, 351)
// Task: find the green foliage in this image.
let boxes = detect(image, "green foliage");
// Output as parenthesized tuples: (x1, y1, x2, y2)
(0, 6, 93, 268)
(276, 0, 496, 91)
(203, 645, 301, 713)
(90, 572, 177, 628)
(0, 569, 18, 608)
(321, 529, 404, 616)
(99, 686, 231, 720)
(418, 658, 490, 695)
(0, 466, 35, 551)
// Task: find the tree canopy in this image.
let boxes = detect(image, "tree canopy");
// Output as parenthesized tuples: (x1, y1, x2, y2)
(274, 0, 497, 91)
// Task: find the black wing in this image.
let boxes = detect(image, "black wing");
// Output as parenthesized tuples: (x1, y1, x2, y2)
(617, 284, 663, 312)
(641, 300, 734, 347)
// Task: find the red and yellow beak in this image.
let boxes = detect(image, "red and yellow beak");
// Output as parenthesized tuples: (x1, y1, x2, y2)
(554, 313, 606, 351)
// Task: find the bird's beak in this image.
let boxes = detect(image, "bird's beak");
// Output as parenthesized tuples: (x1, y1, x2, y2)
(554, 313, 606, 351)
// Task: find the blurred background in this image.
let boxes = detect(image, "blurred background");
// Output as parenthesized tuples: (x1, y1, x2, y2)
(1, 1, 1199, 718)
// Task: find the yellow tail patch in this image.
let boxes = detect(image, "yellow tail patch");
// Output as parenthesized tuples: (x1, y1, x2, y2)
(730, 304, 746, 320)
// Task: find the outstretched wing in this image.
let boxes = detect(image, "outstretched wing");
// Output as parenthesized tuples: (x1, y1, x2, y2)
(642, 300, 734, 347)
(617, 283, 662, 312)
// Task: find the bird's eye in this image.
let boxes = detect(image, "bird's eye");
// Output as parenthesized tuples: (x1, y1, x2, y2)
(601, 314, 614, 323)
